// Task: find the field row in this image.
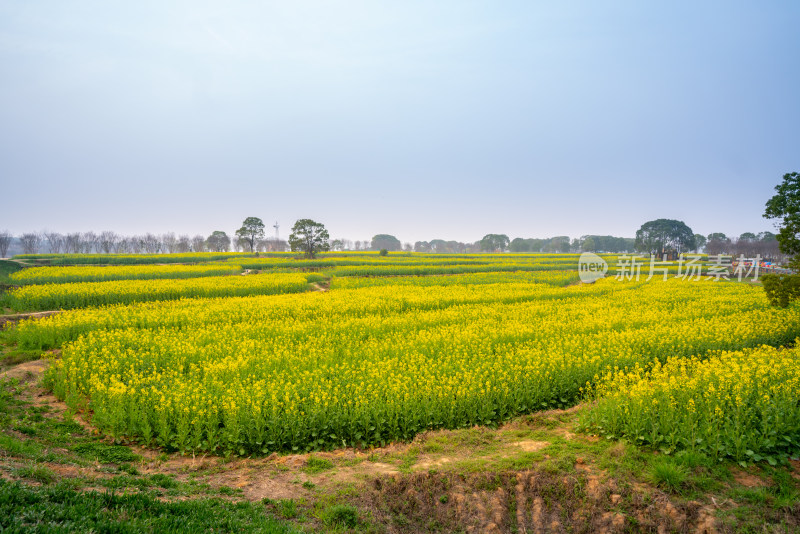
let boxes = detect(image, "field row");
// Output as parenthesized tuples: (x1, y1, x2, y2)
(13, 252, 259, 265)
(3, 273, 313, 311)
(9, 263, 242, 285)
(328, 270, 581, 289)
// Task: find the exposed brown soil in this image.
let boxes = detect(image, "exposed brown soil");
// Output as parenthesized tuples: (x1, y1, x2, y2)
(0, 359, 50, 382)
(732, 468, 770, 488)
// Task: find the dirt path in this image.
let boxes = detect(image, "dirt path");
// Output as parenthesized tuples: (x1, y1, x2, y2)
(0, 358, 50, 382)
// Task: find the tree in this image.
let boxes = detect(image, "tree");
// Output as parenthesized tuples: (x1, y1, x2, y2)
(705, 233, 731, 256)
(45, 232, 65, 254)
(371, 234, 402, 251)
(764, 172, 800, 267)
(206, 231, 231, 252)
(19, 233, 42, 254)
(141, 234, 161, 254)
(543, 236, 571, 253)
(81, 232, 98, 254)
(191, 235, 207, 252)
(692, 234, 706, 253)
(509, 238, 531, 252)
(289, 219, 330, 258)
(479, 234, 510, 252)
(113, 237, 130, 254)
(98, 231, 118, 254)
(635, 219, 695, 258)
(582, 237, 596, 252)
(64, 233, 81, 253)
(161, 233, 178, 254)
(0, 231, 12, 258)
(176, 235, 191, 253)
(235, 217, 266, 253)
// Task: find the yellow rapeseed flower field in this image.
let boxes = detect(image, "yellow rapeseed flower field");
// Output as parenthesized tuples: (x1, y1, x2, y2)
(26, 277, 798, 455)
(6, 272, 310, 311)
(580, 343, 800, 464)
(10, 263, 242, 285)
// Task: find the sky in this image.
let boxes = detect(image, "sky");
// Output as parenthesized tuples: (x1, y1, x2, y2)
(1, 1, 798, 244)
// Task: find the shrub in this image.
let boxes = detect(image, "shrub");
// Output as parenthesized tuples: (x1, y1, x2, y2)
(761, 274, 800, 307)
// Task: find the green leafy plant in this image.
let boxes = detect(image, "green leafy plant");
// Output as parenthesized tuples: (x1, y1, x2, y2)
(761, 274, 800, 307)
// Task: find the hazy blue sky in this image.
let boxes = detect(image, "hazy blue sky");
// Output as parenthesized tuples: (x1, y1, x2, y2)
(1, 1, 798, 243)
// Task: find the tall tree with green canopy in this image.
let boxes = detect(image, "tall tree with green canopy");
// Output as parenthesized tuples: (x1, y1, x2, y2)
(289, 219, 330, 258)
(479, 234, 510, 252)
(370, 234, 402, 251)
(764, 172, 800, 268)
(634, 219, 695, 258)
(206, 231, 231, 252)
(235, 217, 265, 252)
(692, 234, 707, 253)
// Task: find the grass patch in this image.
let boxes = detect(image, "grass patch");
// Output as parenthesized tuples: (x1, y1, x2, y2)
(304, 455, 334, 474)
(14, 464, 56, 485)
(277, 499, 300, 519)
(649, 458, 689, 493)
(0, 479, 298, 533)
(321, 503, 360, 529)
(0, 260, 24, 285)
(71, 442, 140, 464)
(0, 432, 43, 458)
(1, 349, 42, 368)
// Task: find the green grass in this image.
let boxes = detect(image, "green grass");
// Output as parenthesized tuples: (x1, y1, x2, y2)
(0, 479, 298, 533)
(649, 458, 690, 493)
(0, 260, 24, 285)
(14, 464, 57, 485)
(71, 442, 141, 463)
(304, 455, 335, 474)
(321, 503, 360, 529)
(0, 348, 42, 368)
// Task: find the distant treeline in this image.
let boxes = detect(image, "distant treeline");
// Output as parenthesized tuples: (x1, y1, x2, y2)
(0, 229, 782, 259)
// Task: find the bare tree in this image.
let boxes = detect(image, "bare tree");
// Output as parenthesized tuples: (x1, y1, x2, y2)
(0, 231, 12, 258)
(97, 231, 119, 254)
(191, 235, 206, 252)
(161, 233, 178, 253)
(129, 236, 144, 254)
(175, 234, 191, 253)
(19, 232, 42, 254)
(142, 234, 161, 254)
(81, 232, 98, 253)
(113, 237, 130, 254)
(64, 233, 81, 253)
(44, 232, 65, 253)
